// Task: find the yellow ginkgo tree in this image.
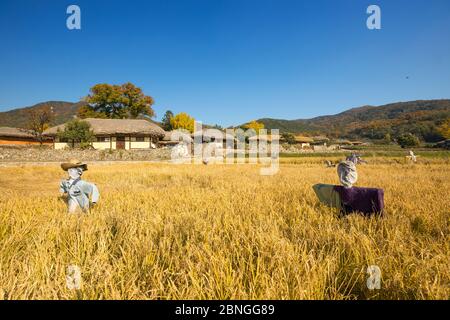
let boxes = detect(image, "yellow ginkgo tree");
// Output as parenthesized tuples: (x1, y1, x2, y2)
(170, 112, 195, 133)
(243, 120, 265, 133)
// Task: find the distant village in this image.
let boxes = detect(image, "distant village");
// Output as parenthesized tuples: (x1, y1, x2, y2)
(0, 117, 368, 153)
(1, 83, 449, 153)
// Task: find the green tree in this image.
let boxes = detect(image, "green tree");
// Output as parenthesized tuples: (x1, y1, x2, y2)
(25, 105, 54, 145)
(397, 133, 420, 148)
(161, 110, 174, 131)
(83, 84, 124, 118)
(170, 112, 195, 133)
(384, 133, 392, 144)
(57, 119, 94, 149)
(80, 83, 155, 119)
(281, 132, 296, 144)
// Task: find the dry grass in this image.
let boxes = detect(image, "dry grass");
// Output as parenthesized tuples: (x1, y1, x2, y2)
(0, 158, 448, 300)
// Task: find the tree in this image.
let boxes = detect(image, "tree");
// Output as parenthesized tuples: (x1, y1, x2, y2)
(170, 112, 195, 133)
(437, 118, 450, 139)
(161, 110, 174, 131)
(384, 133, 392, 144)
(83, 84, 123, 118)
(281, 132, 296, 144)
(243, 120, 265, 133)
(57, 119, 94, 149)
(397, 133, 420, 148)
(80, 83, 155, 119)
(121, 82, 155, 118)
(25, 105, 54, 145)
(77, 104, 108, 119)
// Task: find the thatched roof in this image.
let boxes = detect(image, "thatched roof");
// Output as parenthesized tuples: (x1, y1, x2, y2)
(44, 118, 165, 138)
(334, 139, 353, 145)
(333, 139, 365, 145)
(435, 139, 450, 149)
(294, 135, 314, 143)
(312, 135, 330, 142)
(0, 127, 35, 138)
(248, 134, 281, 142)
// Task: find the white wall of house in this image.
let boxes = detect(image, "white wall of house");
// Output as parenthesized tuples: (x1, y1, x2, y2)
(92, 136, 115, 150)
(312, 144, 328, 151)
(301, 143, 311, 149)
(129, 136, 152, 149)
(55, 142, 71, 149)
(53, 136, 154, 150)
(93, 142, 112, 149)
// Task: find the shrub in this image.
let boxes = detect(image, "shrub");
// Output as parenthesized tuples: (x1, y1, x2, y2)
(57, 119, 94, 149)
(397, 133, 420, 148)
(281, 133, 297, 145)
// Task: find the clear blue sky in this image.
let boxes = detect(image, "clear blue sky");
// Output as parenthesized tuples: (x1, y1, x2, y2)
(0, 0, 449, 126)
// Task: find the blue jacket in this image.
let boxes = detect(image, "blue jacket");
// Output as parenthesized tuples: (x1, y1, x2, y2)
(60, 178, 99, 212)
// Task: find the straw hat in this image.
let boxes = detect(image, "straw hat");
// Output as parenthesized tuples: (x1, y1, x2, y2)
(61, 159, 88, 171)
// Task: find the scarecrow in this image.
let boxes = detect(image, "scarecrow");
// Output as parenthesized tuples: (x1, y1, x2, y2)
(408, 150, 417, 162)
(312, 160, 384, 217)
(59, 159, 99, 213)
(346, 153, 367, 165)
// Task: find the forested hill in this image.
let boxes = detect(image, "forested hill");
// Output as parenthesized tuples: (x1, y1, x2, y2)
(0, 101, 86, 128)
(256, 100, 450, 142)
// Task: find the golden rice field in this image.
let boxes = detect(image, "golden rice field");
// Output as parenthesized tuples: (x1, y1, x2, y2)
(0, 157, 449, 300)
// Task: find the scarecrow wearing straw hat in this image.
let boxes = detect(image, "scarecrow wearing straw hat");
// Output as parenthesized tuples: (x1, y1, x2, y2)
(59, 159, 99, 213)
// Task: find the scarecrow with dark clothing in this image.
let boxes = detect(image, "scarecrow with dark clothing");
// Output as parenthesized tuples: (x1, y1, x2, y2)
(313, 160, 384, 217)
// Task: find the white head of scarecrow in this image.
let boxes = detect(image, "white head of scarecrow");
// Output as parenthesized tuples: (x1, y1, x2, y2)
(337, 161, 358, 188)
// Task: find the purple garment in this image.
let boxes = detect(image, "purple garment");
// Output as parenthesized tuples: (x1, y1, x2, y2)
(333, 186, 384, 217)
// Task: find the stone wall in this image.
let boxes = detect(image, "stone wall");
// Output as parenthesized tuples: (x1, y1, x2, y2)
(0, 146, 171, 162)
(279, 144, 342, 153)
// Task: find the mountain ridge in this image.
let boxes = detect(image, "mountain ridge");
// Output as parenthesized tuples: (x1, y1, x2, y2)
(249, 99, 450, 142)
(1, 99, 449, 142)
